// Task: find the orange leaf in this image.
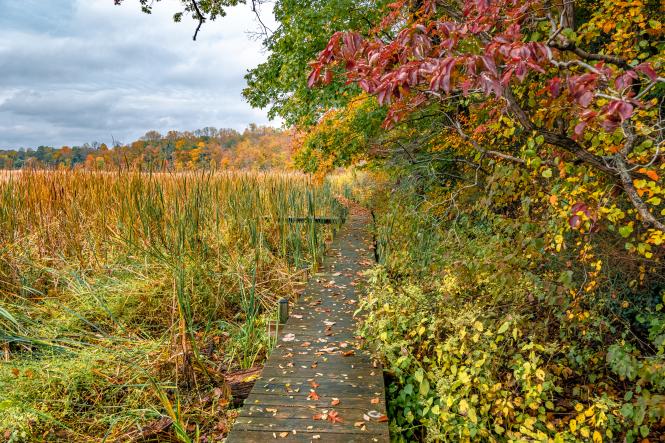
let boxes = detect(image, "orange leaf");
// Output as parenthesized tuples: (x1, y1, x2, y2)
(639, 168, 660, 181)
(308, 390, 320, 401)
(328, 410, 343, 424)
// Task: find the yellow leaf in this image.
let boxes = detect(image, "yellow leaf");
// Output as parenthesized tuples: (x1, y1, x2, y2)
(473, 321, 484, 332)
(570, 419, 577, 433)
(468, 407, 478, 424)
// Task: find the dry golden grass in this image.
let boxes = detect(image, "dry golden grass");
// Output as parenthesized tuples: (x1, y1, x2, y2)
(0, 169, 347, 441)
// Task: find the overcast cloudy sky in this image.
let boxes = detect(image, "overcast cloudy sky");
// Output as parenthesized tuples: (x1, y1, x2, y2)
(0, 0, 278, 149)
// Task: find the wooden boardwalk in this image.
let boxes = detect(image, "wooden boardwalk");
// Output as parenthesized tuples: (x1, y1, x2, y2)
(227, 210, 390, 442)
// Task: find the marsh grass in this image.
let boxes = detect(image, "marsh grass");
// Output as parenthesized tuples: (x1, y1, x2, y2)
(0, 169, 346, 441)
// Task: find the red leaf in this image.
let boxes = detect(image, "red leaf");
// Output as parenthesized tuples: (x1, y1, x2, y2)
(635, 63, 658, 82)
(307, 68, 320, 88)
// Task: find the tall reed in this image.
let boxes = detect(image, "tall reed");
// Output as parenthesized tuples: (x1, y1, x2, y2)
(0, 169, 345, 441)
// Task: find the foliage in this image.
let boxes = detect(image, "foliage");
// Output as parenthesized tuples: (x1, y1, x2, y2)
(0, 170, 346, 441)
(243, 0, 391, 126)
(358, 179, 665, 442)
(294, 94, 386, 176)
(0, 125, 291, 171)
(308, 0, 664, 249)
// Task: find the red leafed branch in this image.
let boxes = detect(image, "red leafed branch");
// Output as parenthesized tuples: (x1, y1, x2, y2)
(308, 0, 664, 231)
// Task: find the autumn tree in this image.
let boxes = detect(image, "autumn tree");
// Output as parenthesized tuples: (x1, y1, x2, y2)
(306, 0, 663, 252)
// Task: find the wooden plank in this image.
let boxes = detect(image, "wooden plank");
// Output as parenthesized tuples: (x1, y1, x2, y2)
(226, 430, 386, 443)
(242, 394, 387, 411)
(232, 416, 386, 433)
(262, 217, 341, 224)
(228, 210, 389, 442)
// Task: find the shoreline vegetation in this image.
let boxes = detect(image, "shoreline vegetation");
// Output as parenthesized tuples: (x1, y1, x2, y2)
(0, 126, 290, 172)
(0, 169, 348, 441)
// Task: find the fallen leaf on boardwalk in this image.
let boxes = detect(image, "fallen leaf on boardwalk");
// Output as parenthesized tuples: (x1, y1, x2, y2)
(313, 413, 325, 420)
(282, 333, 295, 342)
(308, 390, 320, 400)
(328, 410, 343, 423)
(311, 362, 318, 368)
(301, 341, 311, 347)
(292, 314, 303, 319)
(342, 350, 355, 356)
(377, 415, 389, 422)
(323, 320, 336, 326)
(312, 435, 321, 440)
(309, 380, 320, 388)
(340, 342, 349, 348)
(354, 421, 365, 427)
(371, 397, 380, 404)
(332, 272, 342, 276)
(319, 346, 337, 353)
(266, 408, 278, 413)
(279, 431, 288, 438)
(331, 398, 340, 406)
(283, 352, 293, 358)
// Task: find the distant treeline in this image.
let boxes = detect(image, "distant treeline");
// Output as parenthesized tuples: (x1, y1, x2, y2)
(0, 125, 291, 170)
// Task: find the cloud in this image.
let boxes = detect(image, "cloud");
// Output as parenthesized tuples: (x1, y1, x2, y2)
(0, 0, 278, 149)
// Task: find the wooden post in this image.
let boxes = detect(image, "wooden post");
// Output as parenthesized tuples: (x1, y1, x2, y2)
(278, 298, 289, 324)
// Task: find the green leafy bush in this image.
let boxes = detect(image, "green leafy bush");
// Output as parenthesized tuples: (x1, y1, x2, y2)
(359, 184, 665, 442)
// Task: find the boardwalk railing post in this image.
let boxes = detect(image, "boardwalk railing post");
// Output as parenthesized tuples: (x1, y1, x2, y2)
(278, 298, 289, 324)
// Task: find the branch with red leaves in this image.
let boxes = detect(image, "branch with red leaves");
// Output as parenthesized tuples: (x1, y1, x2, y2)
(308, 0, 664, 231)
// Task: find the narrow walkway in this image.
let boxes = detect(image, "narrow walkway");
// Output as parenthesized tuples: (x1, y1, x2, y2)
(227, 209, 389, 442)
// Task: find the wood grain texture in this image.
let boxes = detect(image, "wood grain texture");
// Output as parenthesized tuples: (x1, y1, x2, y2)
(227, 210, 389, 443)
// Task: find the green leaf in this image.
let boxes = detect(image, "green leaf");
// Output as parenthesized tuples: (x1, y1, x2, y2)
(419, 378, 430, 396)
(620, 403, 634, 419)
(619, 225, 634, 238)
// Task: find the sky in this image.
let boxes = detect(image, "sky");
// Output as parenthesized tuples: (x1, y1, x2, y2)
(0, 0, 278, 149)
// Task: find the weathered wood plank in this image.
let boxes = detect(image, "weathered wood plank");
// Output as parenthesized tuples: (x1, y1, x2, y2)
(226, 430, 386, 443)
(227, 210, 389, 442)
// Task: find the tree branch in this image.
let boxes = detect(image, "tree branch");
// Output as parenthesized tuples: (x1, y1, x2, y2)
(615, 154, 665, 231)
(250, 0, 273, 37)
(548, 42, 631, 70)
(191, 0, 205, 41)
(447, 113, 556, 167)
(501, 88, 619, 176)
